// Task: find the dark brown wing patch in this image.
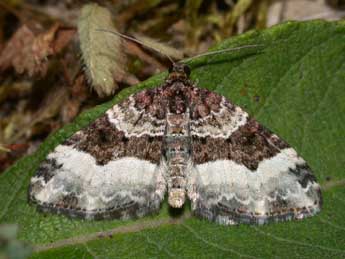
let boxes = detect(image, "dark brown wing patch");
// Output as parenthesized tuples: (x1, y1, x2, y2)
(64, 114, 163, 165)
(192, 118, 289, 170)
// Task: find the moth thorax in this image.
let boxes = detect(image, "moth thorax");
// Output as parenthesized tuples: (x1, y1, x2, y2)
(168, 188, 186, 208)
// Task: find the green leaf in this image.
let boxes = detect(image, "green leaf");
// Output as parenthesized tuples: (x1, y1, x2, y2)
(0, 224, 32, 259)
(1, 20, 344, 258)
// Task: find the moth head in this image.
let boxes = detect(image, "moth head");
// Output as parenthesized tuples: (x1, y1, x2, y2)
(168, 63, 191, 80)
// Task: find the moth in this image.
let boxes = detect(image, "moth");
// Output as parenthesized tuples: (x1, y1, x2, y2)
(29, 40, 322, 225)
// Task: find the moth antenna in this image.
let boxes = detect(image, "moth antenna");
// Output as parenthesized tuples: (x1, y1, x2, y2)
(96, 29, 176, 65)
(182, 44, 264, 63)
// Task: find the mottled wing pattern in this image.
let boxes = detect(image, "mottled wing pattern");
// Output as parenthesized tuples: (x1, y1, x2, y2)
(187, 87, 322, 225)
(29, 88, 167, 220)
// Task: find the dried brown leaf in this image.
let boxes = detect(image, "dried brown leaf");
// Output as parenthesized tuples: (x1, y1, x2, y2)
(0, 23, 75, 77)
(31, 85, 69, 125)
(52, 27, 76, 53)
(0, 25, 35, 73)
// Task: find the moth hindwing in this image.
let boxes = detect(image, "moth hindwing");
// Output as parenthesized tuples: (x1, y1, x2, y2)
(29, 63, 322, 224)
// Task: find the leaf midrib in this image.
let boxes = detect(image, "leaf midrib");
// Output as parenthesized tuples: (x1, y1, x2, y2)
(33, 214, 190, 252)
